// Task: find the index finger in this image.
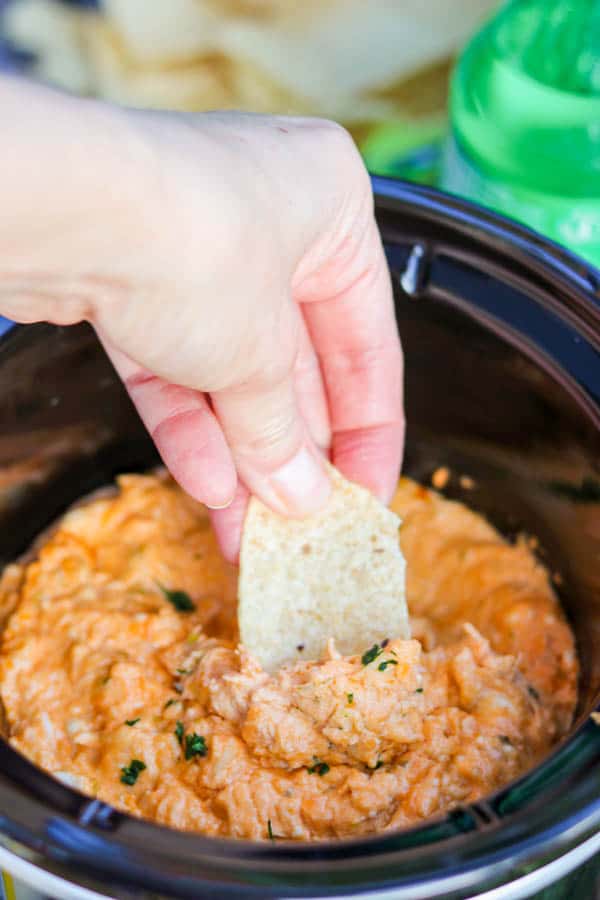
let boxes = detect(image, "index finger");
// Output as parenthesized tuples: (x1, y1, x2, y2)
(296, 222, 404, 504)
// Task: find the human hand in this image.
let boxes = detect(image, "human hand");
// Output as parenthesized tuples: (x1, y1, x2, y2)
(0, 82, 404, 561)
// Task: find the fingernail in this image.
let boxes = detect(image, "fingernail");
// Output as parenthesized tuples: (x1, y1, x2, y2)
(205, 497, 235, 510)
(269, 446, 331, 516)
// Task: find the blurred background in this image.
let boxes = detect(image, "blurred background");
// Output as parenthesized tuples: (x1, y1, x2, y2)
(1, 0, 599, 265)
(0, 0, 500, 185)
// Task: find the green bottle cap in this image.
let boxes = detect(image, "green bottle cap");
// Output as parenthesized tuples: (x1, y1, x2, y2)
(450, 0, 600, 198)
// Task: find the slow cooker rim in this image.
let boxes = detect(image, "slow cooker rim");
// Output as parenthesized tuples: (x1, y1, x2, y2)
(371, 175, 600, 309)
(0, 719, 598, 898)
(0, 180, 597, 898)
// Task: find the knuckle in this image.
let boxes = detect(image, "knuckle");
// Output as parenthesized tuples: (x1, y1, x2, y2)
(325, 341, 402, 395)
(151, 408, 212, 456)
(239, 355, 293, 394)
(124, 370, 158, 393)
(305, 119, 366, 179)
(326, 124, 367, 178)
(237, 409, 300, 463)
(126, 373, 196, 408)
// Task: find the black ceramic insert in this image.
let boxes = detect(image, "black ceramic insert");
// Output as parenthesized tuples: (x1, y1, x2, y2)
(0, 179, 596, 899)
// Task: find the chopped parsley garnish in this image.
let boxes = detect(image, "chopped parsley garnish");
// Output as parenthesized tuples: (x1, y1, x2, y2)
(347, 693, 354, 705)
(361, 644, 382, 666)
(415, 687, 424, 693)
(378, 659, 398, 672)
(164, 698, 179, 709)
(373, 759, 384, 770)
(125, 718, 140, 727)
(307, 759, 330, 776)
(184, 732, 208, 760)
(174, 721, 207, 759)
(174, 721, 184, 745)
(176, 667, 192, 676)
(159, 584, 195, 613)
(120, 759, 146, 786)
(267, 819, 275, 840)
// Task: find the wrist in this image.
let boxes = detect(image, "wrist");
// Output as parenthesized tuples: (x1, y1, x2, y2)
(0, 78, 159, 324)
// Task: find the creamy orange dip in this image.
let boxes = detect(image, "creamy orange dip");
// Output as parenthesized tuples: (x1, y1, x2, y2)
(0, 474, 577, 840)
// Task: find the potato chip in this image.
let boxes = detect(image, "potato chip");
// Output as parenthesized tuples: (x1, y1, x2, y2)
(75, 16, 312, 114)
(239, 465, 409, 672)
(100, 0, 343, 67)
(80, 18, 232, 110)
(4, 0, 499, 126)
(101, 0, 220, 65)
(218, 0, 499, 111)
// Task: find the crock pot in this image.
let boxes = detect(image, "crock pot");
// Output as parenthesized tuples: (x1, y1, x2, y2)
(0, 179, 597, 900)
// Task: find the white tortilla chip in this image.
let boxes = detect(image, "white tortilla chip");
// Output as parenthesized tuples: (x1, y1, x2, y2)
(239, 465, 409, 673)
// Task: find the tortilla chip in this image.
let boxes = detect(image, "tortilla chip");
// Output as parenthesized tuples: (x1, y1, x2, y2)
(239, 465, 409, 672)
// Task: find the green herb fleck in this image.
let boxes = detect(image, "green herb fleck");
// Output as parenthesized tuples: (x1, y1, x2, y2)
(125, 718, 140, 727)
(266, 819, 284, 840)
(176, 667, 192, 676)
(361, 644, 382, 666)
(499, 735, 513, 746)
(174, 721, 184, 745)
(528, 685, 540, 701)
(120, 759, 146, 786)
(159, 584, 195, 613)
(347, 693, 354, 705)
(164, 698, 179, 709)
(415, 687, 424, 693)
(185, 732, 208, 760)
(373, 759, 384, 770)
(307, 759, 330, 776)
(378, 659, 398, 672)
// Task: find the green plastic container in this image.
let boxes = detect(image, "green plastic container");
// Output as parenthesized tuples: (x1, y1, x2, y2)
(442, 0, 600, 267)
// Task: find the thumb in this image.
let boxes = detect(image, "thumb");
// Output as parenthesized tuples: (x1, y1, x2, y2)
(211, 367, 331, 518)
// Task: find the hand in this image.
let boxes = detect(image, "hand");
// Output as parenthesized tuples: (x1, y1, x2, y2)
(0, 82, 404, 560)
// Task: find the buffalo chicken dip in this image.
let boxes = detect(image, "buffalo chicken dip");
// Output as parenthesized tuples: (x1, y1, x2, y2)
(0, 473, 577, 840)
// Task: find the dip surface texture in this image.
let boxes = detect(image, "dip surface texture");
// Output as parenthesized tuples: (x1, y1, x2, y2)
(0, 474, 578, 840)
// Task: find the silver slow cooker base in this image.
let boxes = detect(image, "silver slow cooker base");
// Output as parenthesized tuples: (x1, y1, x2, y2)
(0, 830, 598, 900)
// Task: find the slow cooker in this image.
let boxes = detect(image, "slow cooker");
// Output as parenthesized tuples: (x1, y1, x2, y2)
(0, 179, 597, 900)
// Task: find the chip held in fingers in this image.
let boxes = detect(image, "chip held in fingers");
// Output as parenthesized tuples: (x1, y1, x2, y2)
(239, 463, 410, 673)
